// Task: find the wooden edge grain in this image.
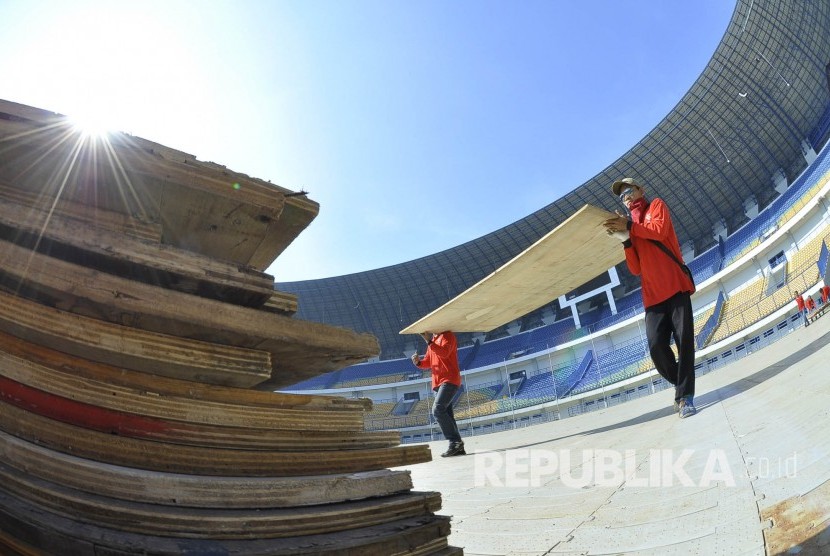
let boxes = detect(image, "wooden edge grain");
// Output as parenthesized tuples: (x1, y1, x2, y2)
(0, 431, 412, 508)
(0, 401, 431, 476)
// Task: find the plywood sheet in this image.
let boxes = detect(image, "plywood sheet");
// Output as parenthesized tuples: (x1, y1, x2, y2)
(401, 204, 625, 334)
(0, 99, 319, 271)
(0, 237, 379, 387)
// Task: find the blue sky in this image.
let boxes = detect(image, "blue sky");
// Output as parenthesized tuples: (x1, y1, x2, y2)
(0, 0, 734, 282)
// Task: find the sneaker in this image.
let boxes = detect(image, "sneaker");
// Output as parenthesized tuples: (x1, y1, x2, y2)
(441, 442, 466, 457)
(678, 398, 696, 419)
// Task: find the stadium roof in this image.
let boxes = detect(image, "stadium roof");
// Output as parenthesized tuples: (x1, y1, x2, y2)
(279, 0, 830, 361)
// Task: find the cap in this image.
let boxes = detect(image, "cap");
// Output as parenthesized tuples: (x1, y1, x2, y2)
(611, 177, 643, 196)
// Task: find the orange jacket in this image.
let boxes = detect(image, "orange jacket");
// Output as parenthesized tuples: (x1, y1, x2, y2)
(623, 198, 695, 308)
(415, 331, 462, 390)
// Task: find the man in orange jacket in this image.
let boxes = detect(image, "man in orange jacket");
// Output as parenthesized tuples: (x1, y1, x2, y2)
(794, 291, 807, 327)
(603, 178, 697, 418)
(411, 330, 465, 456)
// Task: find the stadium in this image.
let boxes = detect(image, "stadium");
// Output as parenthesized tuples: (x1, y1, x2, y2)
(276, 1, 830, 552)
(280, 0, 830, 432)
(0, 0, 827, 554)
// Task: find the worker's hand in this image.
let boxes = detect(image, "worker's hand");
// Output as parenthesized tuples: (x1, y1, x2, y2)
(603, 211, 629, 234)
(609, 230, 630, 241)
(410, 353, 420, 365)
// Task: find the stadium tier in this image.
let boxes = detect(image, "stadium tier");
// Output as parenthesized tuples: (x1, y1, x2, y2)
(278, 1, 830, 443)
(285, 131, 830, 392)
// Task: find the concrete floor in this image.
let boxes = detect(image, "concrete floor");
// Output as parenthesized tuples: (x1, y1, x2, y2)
(399, 315, 830, 555)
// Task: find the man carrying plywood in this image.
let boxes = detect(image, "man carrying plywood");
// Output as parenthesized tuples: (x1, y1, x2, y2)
(604, 178, 698, 419)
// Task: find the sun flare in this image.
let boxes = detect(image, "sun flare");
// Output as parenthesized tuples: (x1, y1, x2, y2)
(68, 111, 115, 140)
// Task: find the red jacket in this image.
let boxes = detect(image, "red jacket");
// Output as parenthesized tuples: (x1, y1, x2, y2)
(624, 198, 695, 308)
(795, 295, 806, 311)
(415, 331, 461, 390)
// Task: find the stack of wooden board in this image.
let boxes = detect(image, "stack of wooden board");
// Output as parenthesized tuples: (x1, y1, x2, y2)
(0, 99, 461, 555)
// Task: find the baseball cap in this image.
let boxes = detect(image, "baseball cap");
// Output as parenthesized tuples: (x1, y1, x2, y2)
(611, 177, 643, 196)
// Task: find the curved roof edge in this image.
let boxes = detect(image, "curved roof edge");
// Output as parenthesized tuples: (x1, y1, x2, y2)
(280, 0, 830, 360)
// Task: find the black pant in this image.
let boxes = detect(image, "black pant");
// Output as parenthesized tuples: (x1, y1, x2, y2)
(432, 383, 461, 443)
(644, 292, 695, 402)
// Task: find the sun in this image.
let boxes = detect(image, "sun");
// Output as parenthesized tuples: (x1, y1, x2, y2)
(68, 110, 114, 140)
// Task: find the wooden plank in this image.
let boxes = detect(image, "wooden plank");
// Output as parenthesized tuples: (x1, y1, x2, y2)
(104, 134, 321, 270)
(0, 182, 161, 243)
(0, 188, 287, 308)
(250, 196, 319, 271)
(0, 101, 319, 270)
(0, 238, 379, 386)
(0, 431, 411, 508)
(0, 530, 40, 556)
(0, 491, 455, 556)
(0, 349, 372, 433)
(401, 204, 624, 333)
(0, 401, 431, 476)
(0, 462, 441, 539)
(394, 539, 461, 556)
(0, 329, 370, 413)
(0, 290, 273, 388)
(264, 289, 300, 315)
(0, 374, 390, 443)
(154, 179, 288, 269)
(0, 99, 455, 556)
